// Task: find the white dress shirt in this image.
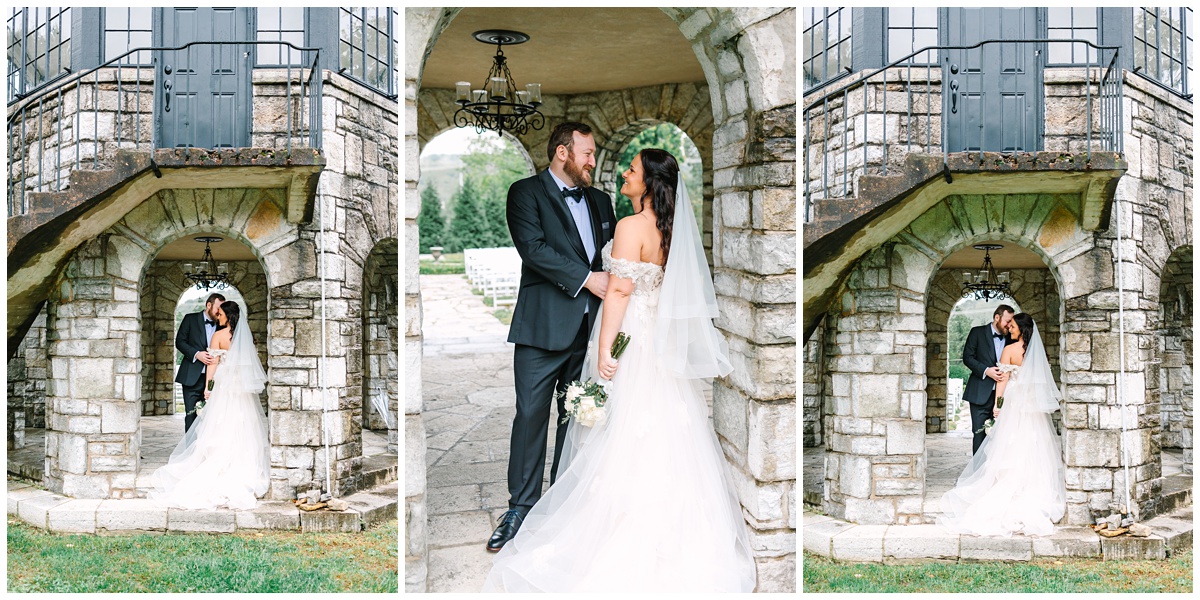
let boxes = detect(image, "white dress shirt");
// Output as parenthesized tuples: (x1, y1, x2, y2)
(549, 170, 596, 300)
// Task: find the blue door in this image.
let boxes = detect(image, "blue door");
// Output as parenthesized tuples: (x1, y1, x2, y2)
(155, 7, 252, 149)
(943, 8, 1043, 152)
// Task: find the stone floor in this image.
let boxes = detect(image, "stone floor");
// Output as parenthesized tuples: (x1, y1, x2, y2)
(418, 273, 720, 592)
(803, 434, 1189, 518)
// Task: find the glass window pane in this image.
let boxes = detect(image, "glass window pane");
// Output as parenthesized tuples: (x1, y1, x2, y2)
(1074, 8, 1096, 28)
(914, 7, 936, 27)
(1047, 7, 1071, 27)
(131, 7, 151, 28)
(260, 7, 279, 30)
(105, 31, 125, 62)
(890, 7, 911, 28)
(889, 32, 909, 62)
(914, 29, 937, 54)
(131, 31, 150, 51)
(107, 7, 128, 30)
(282, 8, 303, 31)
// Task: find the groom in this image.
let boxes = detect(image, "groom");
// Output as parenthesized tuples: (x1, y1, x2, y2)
(487, 122, 617, 552)
(962, 304, 1015, 454)
(174, 292, 225, 432)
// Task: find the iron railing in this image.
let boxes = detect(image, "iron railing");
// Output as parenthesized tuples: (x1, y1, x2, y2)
(803, 39, 1123, 223)
(7, 41, 322, 217)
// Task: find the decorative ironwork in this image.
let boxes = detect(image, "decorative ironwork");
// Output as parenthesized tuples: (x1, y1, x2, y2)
(453, 29, 545, 137)
(961, 244, 1012, 300)
(184, 236, 231, 291)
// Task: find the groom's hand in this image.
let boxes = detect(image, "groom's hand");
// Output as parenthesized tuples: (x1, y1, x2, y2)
(196, 351, 215, 365)
(583, 272, 609, 300)
(985, 366, 1004, 381)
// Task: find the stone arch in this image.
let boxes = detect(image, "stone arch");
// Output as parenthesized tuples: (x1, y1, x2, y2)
(405, 7, 796, 590)
(1156, 245, 1192, 474)
(363, 237, 399, 455)
(820, 192, 1104, 525)
(416, 118, 537, 176)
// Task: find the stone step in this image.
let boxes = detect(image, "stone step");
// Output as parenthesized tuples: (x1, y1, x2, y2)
(8, 478, 397, 534)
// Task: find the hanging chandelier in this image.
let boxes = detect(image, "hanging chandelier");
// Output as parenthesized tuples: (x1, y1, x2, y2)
(453, 29, 545, 137)
(183, 236, 230, 291)
(961, 244, 1011, 300)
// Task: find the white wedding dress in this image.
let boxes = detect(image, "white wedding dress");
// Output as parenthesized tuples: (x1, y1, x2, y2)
(938, 325, 1066, 537)
(150, 320, 270, 510)
(482, 241, 756, 593)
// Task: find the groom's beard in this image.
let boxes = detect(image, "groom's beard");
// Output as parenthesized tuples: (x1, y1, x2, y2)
(564, 151, 592, 188)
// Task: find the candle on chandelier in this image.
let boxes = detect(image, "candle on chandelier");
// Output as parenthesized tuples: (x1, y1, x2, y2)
(526, 82, 541, 104)
(455, 81, 471, 102)
(490, 77, 507, 100)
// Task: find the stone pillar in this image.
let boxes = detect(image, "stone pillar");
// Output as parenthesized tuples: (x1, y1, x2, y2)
(687, 7, 797, 591)
(822, 245, 928, 525)
(45, 235, 143, 498)
(802, 319, 825, 448)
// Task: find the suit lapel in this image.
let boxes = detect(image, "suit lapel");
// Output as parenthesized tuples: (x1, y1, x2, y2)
(538, 170, 588, 262)
(583, 188, 604, 265)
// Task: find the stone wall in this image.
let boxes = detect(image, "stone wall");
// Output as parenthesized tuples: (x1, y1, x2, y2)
(363, 240, 399, 448)
(8, 307, 49, 451)
(802, 319, 825, 448)
(138, 259, 269, 417)
(1158, 249, 1192, 466)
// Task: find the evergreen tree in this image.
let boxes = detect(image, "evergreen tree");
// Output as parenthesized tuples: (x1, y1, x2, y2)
(417, 186, 446, 253)
(446, 177, 490, 252)
(485, 195, 512, 247)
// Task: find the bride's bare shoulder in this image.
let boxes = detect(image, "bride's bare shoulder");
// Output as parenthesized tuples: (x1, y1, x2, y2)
(1002, 341, 1025, 366)
(213, 328, 233, 349)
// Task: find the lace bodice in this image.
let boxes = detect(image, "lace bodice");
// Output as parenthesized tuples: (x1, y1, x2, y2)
(207, 348, 228, 364)
(601, 240, 664, 295)
(998, 363, 1020, 380)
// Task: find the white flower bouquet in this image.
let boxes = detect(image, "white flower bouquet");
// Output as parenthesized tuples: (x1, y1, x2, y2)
(558, 332, 631, 428)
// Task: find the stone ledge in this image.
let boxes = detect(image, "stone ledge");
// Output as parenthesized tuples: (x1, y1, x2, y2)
(9, 479, 396, 534)
(802, 509, 1185, 563)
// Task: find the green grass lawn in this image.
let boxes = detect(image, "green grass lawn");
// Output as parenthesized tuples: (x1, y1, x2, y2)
(419, 253, 465, 275)
(803, 550, 1192, 593)
(7, 518, 398, 593)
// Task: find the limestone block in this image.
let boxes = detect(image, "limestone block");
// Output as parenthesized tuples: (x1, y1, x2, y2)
(405, 338, 423, 414)
(1064, 429, 1120, 467)
(843, 496, 895, 524)
(72, 359, 115, 398)
(167, 508, 237, 533)
(851, 374, 901, 417)
(729, 464, 786, 523)
(713, 382, 749, 453)
(47, 498, 103, 533)
(101, 401, 139, 434)
(885, 420, 924, 455)
(270, 410, 322, 446)
(405, 415, 427, 498)
(1032, 528, 1101, 558)
(747, 400, 796, 480)
(235, 501, 301, 530)
(96, 499, 167, 531)
(838, 454, 872, 498)
(873, 478, 922, 496)
(961, 536, 1032, 561)
(18, 493, 73, 529)
(883, 524, 959, 560)
(56, 434, 89, 474)
(831, 525, 888, 562)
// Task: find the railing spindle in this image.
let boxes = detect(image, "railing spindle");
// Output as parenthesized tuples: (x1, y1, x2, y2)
(842, 87, 848, 196)
(1086, 49, 1092, 161)
(287, 47, 293, 154)
(882, 66, 887, 175)
(117, 61, 123, 147)
(38, 96, 44, 192)
(57, 88, 62, 191)
(906, 60, 912, 152)
(93, 73, 98, 170)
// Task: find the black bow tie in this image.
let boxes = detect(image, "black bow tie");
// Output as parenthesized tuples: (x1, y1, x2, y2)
(205, 319, 215, 326)
(562, 187, 585, 202)
(993, 333, 1004, 339)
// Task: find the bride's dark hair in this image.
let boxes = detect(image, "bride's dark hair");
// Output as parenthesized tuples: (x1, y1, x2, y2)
(637, 148, 679, 266)
(1013, 312, 1035, 358)
(221, 300, 241, 334)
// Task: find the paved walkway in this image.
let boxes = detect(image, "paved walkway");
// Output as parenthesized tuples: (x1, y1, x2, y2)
(421, 274, 512, 357)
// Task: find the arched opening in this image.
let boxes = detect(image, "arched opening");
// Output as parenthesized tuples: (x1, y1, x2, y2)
(362, 238, 399, 457)
(136, 233, 269, 494)
(923, 241, 1061, 519)
(1157, 246, 1192, 488)
(605, 122, 707, 247)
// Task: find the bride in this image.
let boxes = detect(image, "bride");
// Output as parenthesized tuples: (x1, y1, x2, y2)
(938, 312, 1066, 537)
(150, 300, 270, 510)
(483, 149, 756, 592)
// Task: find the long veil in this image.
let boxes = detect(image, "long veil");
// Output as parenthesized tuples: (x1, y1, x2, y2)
(222, 315, 267, 394)
(1020, 324, 1062, 413)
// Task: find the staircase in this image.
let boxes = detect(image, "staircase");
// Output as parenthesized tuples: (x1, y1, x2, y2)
(801, 150, 1126, 340)
(7, 147, 324, 356)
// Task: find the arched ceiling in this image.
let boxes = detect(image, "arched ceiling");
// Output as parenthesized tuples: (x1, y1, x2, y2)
(941, 242, 1047, 270)
(156, 234, 257, 261)
(420, 8, 705, 94)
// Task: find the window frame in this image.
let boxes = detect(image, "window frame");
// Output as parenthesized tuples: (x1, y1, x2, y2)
(1133, 7, 1191, 99)
(803, 7, 853, 93)
(101, 7, 153, 66)
(885, 7, 939, 65)
(255, 7, 306, 67)
(1045, 7, 1101, 67)
(7, 7, 73, 103)
(338, 7, 396, 98)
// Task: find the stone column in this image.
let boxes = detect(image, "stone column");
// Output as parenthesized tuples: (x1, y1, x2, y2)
(821, 245, 928, 525)
(44, 235, 143, 498)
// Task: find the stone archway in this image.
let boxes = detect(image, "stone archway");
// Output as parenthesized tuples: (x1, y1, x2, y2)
(406, 7, 797, 591)
(1157, 246, 1192, 475)
(363, 238, 399, 454)
(817, 191, 1147, 526)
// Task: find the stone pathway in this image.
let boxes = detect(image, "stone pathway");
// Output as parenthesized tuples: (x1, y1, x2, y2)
(420, 273, 525, 592)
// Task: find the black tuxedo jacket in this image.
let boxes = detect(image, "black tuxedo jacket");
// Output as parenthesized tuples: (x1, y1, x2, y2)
(174, 311, 211, 387)
(506, 169, 617, 351)
(962, 322, 1015, 406)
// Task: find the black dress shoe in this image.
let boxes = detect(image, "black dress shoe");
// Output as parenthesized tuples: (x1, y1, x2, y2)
(487, 509, 525, 552)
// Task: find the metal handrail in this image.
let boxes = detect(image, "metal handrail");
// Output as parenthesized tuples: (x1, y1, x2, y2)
(803, 39, 1123, 223)
(8, 40, 323, 217)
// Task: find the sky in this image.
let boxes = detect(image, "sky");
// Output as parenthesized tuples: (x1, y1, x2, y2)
(421, 127, 507, 157)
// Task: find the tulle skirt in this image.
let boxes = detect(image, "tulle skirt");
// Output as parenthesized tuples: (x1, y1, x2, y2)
(483, 300, 756, 592)
(938, 379, 1066, 537)
(149, 381, 270, 511)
